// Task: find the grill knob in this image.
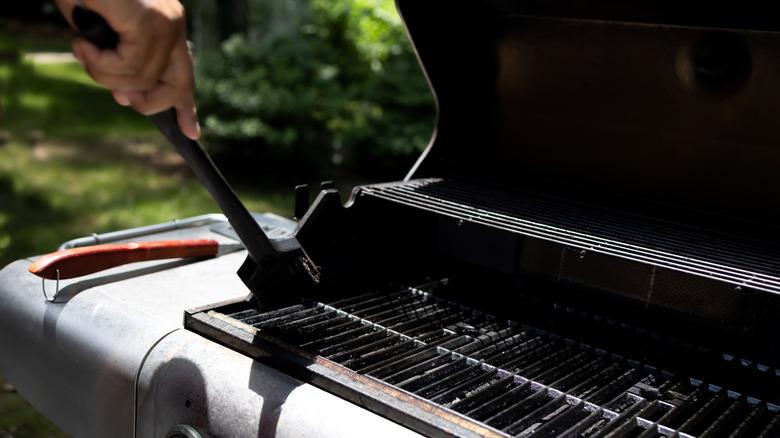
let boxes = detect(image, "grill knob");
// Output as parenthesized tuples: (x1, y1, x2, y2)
(166, 424, 204, 438)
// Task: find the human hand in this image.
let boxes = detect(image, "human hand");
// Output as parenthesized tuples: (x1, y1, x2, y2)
(55, 0, 200, 139)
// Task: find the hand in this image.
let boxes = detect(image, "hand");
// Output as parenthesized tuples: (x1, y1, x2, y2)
(55, 0, 200, 140)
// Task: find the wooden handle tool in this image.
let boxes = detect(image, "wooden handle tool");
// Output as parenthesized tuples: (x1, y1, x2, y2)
(28, 239, 244, 280)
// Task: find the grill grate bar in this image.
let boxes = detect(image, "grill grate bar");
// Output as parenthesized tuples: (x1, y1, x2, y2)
(345, 329, 451, 371)
(557, 408, 610, 437)
(483, 387, 553, 429)
(413, 180, 780, 274)
(413, 363, 494, 399)
(586, 368, 642, 404)
(757, 409, 780, 438)
(589, 399, 649, 438)
(503, 395, 572, 436)
(450, 376, 519, 413)
(694, 397, 748, 438)
(238, 304, 305, 325)
(527, 401, 595, 437)
(375, 185, 780, 289)
(361, 333, 468, 376)
(567, 363, 626, 399)
(658, 385, 713, 429)
(431, 369, 504, 405)
(466, 381, 535, 421)
(727, 403, 771, 438)
(547, 357, 610, 392)
(678, 391, 729, 434)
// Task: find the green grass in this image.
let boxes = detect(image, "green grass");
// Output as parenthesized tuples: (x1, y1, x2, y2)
(0, 59, 293, 266)
(0, 28, 70, 54)
(0, 385, 69, 438)
(1, 61, 157, 141)
(0, 45, 292, 437)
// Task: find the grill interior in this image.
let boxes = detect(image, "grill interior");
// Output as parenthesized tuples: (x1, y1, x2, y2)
(191, 280, 780, 437)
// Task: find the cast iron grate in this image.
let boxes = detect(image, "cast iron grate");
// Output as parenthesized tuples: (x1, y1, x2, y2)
(209, 281, 779, 438)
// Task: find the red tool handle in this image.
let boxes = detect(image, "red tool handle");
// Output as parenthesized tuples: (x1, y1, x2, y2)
(28, 239, 220, 280)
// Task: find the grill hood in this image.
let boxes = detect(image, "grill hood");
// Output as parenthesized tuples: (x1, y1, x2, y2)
(398, 0, 780, 239)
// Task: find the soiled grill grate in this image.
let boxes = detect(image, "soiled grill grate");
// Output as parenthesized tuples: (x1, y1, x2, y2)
(203, 282, 779, 438)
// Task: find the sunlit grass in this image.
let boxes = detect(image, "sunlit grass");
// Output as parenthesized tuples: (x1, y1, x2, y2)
(0, 61, 157, 140)
(0, 29, 71, 53)
(0, 59, 292, 266)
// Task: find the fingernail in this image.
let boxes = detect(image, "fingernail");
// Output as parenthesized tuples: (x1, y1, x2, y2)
(114, 92, 131, 106)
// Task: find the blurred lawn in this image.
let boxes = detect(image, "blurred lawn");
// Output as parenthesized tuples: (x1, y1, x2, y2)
(0, 59, 293, 266)
(0, 34, 292, 437)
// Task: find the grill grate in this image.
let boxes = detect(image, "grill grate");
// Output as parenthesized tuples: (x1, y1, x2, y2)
(359, 179, 780, 295)
(211, 282, 779, 438)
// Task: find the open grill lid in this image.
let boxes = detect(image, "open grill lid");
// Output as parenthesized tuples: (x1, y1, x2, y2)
(397, 0, 780, 240)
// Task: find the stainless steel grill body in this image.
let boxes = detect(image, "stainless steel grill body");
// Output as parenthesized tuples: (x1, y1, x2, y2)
(0, 215, 422, 438)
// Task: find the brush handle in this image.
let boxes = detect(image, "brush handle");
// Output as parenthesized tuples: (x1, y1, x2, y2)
(148, 110, 278, 263)
(71, 5, 279, 264)
(28, 240, 220, 280)
(71, 6, 119, 49)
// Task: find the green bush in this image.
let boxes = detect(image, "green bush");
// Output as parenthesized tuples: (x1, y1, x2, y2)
(195, 0, 435, 177)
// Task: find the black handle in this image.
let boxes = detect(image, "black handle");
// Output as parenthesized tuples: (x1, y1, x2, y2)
(72, 6, 119, 50)
(70, 6, 278, 263)
(149, 110, 278, 262)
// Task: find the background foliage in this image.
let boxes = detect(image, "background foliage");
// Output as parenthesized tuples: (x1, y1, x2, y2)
(194, 0, 435, 178)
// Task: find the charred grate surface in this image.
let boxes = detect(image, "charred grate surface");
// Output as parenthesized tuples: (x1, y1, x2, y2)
(214, 282, 779, 438)
(360, 179, 780, 295)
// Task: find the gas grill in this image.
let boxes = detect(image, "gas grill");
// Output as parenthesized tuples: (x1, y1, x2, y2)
(181, 1, 780, 436)
(2, 1, 780, 437)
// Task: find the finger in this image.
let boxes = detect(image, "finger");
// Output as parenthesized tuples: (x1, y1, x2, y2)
(175, 96, 201, 140)
(73, 40, 139, 89)
(73, 37, 175, 96)
(127, 83, 179, 115)
(112, 90, 132, 107)
(72, 38, 146, 78)
(154, 42, 199, 138)
(128, 84, 200, 139)
(76, 48, 157, 91)
(81, 66, 156, 91)
(54, 0, 79, 27)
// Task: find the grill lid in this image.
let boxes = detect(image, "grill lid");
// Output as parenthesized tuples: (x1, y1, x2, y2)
(397, 0, 780, 239)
